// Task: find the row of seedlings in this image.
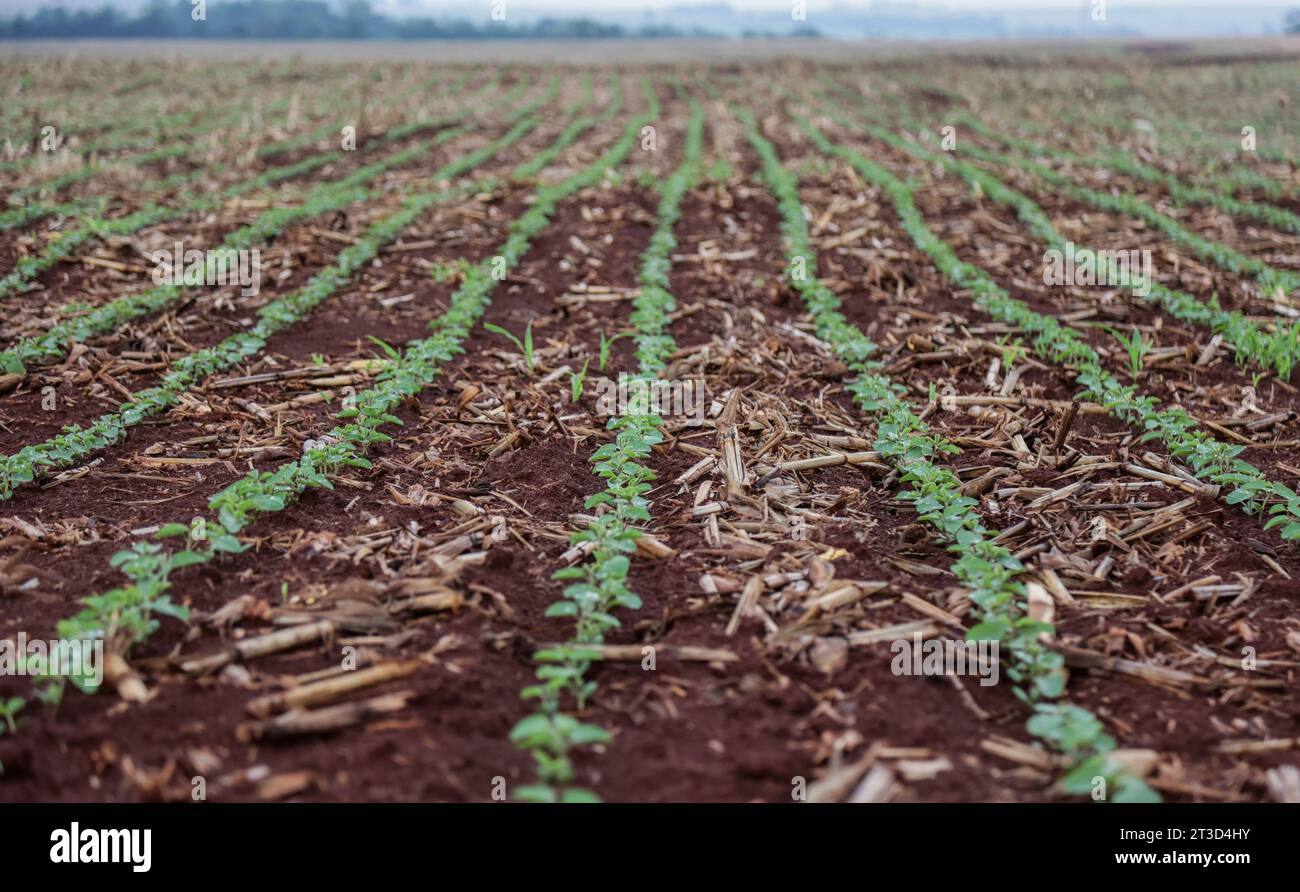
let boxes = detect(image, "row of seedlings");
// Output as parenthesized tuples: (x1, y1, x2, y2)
(21, 78, 662, 730)
(0, 112, 558, 500)
(509, 93, 704, 802)
(0, 80, 567, 377)
(3, 64, 437, 205)
(0, 77, 544, 302)
(948, 111, 1300, 235)
(919, 114, 1300, 297)
(791, 109, 1300, 544)
(812, 98, 1300, 380)
(740, 106, 1161, 801)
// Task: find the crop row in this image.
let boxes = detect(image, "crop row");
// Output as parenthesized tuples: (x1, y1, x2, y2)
(1087, 106, 1297, 193)
(0, 61, 327, 160)
(512, 90, 703, 803)
(10, 141, 190, 204)
(0, 76, 544, 305)
(3, 66, 432, 203)
(793, 108, 1300, 543)
(0, 130, 459, 372)
(0, 112, 552, 502)
(23, 178, 516, 697)
(1, 92, 338, 227)
(252, 71, 475, 166)
(816, 99, 1300, 381)
(28, 78, 658, 751)
(2, 113, 265, 228)
(0, 79, 562, 381)
(2, 70, 478, 223)
(1, 105, 200, 172)
(511, 73, 616, 181)
(0, 148, 340, 302)
(883, 72, 1297, 200)
(822, 77, 1300, 296)
(742, 106, 1158, 801)
(943, 121, 1300, 297)
(0, 74, 630, 505)
(950, 113, 1300, 235)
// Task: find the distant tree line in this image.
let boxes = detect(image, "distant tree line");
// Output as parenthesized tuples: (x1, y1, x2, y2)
(0, 0, 730, 39)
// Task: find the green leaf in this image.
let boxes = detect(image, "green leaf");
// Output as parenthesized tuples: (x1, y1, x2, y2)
(569, 723, 611, 746)
(1112, 776, 1162, 804)
(167, 550, 209, 571)
(366, 335, 400, 360)
(513, 784, 559, 803)
(483, 322, 523, 351)
(209, 533, 246, 554)
(509, 713, 553, 746)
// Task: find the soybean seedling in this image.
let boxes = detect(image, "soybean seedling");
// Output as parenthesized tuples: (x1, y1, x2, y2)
(484, 321, 535, 374)
(570, 357, 590, 403)
(430, 259, 469, 284)
(1109, 327, 1153, 381)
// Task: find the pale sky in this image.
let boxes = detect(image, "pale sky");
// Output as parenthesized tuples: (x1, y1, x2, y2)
(518, 0, 1296, 8)
(12, 0, 1295, 8)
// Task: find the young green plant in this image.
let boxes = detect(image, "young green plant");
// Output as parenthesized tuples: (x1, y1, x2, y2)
(570, 357, 591, 403)
(1109, 327, 1153, 381)
(483, 321, 536, 375)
